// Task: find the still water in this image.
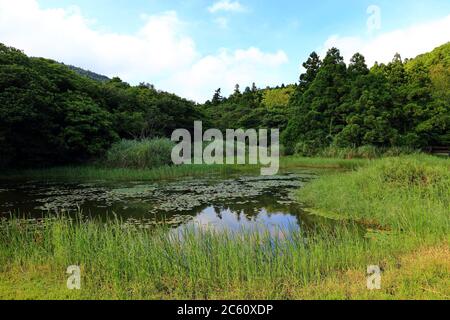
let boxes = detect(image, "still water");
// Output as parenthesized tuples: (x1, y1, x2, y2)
(0, 170, 330, 234)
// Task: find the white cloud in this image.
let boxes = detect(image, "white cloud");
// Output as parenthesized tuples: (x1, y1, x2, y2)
(319, 14, 450, 66)
(208, 1, 245, 14)
(161, 48, 288, 102)
(0, 0, 197, 79)
(0, 0, 287, 102)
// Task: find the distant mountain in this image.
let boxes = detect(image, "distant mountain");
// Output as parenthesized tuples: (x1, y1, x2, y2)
(63, 64, 110, 82)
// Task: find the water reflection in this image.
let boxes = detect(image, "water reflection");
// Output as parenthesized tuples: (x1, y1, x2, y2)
(0, 170, 331, 233)
(185, 207, 300, 237)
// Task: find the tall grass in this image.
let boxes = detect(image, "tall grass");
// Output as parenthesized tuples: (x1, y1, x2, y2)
(0, 164, 258, 182)
(281, 156, 367, 171)
(0, 156, 366, 182)
(296, 144, 420, 159)
(0, 215, 415, 299)
(105, 138, 175, 169)
(299, 154, 450, 235)
(0, 155, 448, 299)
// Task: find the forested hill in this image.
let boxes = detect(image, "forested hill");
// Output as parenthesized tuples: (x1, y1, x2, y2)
(282, 42, 449, 154)
(0, 43, 203, 167)
(406, 42, 450, 70)
(202, 42, 449, 155)
(64, 64, 110, 82)
(0, 41, 448, 168)
(201, 84, 296, 133)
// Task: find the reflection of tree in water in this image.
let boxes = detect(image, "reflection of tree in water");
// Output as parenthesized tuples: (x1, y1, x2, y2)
(2, 172, 340, 234)
(209, 195, 291, 220)
(121, 186, 340, 233)
(174, 192, 332, 233)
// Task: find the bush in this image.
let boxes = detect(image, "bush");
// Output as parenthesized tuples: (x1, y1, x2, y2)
(105, 138, 175, 169)
(382, 146, 419, 157)
(376, 157, 449, 187)
(299, 145, 420, 159)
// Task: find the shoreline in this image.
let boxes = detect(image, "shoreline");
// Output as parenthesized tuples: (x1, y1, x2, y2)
(0, 155, 448, 299)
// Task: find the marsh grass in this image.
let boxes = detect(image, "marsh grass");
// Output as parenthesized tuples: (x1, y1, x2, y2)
(295, 145, 421, 159)
(0, 214, 408, 299)
(317, 145, 420, 159)
(0, 155, 448, 299)
(299, 155, 450, 235)
(105, 138, 175, 169)
(0, 156, 366, 182)
(0, 163, 261, 182)
(281, 156, 367, 171)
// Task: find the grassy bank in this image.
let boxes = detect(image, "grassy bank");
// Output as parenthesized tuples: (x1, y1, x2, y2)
(0, 155, 448, 299)
(0, 142, 415, 182)
(299, 145, 420, 159)
(299, 155, 450, 234)
(0, 164, 258, 182)
(0, 156, 367, 182)
(0, 215, 440, 300)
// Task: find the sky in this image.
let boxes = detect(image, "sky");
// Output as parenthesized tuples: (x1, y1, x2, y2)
(0, 0, 449, 102)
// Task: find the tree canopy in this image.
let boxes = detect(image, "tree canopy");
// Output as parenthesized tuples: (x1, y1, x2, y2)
(281, 43, 450, 154)
(0, 43, 203, 167)
(0, 41, 448, 167)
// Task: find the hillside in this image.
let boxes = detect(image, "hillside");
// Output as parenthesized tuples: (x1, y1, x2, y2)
(202, 44, 449, 154)
(406, 42, 450, 69)
(0, 43, 203, 168)
(64, 64, 110, 82)
(406, 42, 450, 102)
(0, 41, 449, 168)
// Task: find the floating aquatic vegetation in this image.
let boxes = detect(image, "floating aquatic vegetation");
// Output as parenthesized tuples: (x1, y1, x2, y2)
(1, 170, 318, 230)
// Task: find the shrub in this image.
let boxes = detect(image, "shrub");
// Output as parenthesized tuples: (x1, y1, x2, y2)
(376, 157, 449, 187)
(303, 145, 420, 159)
(105, 138, 175, 169)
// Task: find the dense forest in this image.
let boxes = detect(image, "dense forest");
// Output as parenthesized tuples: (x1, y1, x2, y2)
(0, 42, 449, 167)
(0, 43, 203, 167)
(64, 64, 111, 83)
(205, 43, 450, 155)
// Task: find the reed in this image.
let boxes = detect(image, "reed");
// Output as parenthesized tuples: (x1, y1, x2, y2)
(0, 155, 448, 299)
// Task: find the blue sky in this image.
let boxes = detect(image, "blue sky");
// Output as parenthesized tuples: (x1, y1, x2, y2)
(1, 0, 449, 101)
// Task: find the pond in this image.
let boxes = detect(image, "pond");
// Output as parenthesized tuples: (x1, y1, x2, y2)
(0, 169, 333, 235)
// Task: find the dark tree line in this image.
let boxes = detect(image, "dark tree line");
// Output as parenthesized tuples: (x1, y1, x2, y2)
(0, 41, 448, 167)
(0, 43, 203, 167)
(202, 43, 449, 155)
(282, 44, 449, 154)
(202, 83, 293, 133)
